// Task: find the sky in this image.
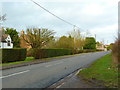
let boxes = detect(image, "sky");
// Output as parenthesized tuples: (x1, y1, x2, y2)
(0, 0, 119, 44)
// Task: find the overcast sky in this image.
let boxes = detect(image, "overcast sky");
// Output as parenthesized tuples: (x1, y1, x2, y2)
(1, 0, 119, 44)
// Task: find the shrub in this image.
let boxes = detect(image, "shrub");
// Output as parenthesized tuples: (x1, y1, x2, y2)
(26, 48, 33, 57)
(83, 37, 96, 49)
(31, 48, 72, 59)
(2, 48, 27, 63)
(112, 38, 120, 67)
(96, 49, 104, 51)
(73, 49, 84, 54)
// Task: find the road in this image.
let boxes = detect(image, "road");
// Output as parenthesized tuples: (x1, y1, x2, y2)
(2, 51, 110, 88)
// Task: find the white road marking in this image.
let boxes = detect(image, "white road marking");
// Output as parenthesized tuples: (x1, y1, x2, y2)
(1, 70, 30, 79)
(45, 65, 52, 67)
(45, 61, 63, 68)
(54, 61, 63, 65)
(56, 82, 65, 88)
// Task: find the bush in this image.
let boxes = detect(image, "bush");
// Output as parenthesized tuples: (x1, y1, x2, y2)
(112, 38, 120, 67)
(83, 37, 96, 49)
(96, 49, 104, 51)
(31, 48, 72, 59)
(83, 49, 96, 53)
(2, 48, 27, 63)
(26, 48, 33, 57)
(73, 49, 84, 54)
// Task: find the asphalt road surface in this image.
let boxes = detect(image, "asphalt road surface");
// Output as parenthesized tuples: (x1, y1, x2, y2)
(2, 51, 110, 88)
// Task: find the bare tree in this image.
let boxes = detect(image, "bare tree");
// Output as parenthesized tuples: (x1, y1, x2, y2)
(0, 14, 6, 21)
(68, 29, 85, 51)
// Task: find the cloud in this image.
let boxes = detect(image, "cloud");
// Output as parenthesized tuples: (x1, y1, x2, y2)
(89, 24, 118, 44)
(1, 0, 118, 44)
(81, 3, 104, 16)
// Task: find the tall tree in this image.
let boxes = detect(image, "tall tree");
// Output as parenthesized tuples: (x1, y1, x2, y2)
(68, 29, 85, 50)
(5, 28, 20, 48)
(83, 37, 96, 49)
(21, 28, 55, 59)
(56, 36, 74, 49)
(21, 28, 55, 49)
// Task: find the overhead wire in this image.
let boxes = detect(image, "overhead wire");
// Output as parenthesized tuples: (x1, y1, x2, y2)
(31, 0, 82, 30)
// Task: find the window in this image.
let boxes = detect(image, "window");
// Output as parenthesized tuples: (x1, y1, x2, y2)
(7, 41, 10, 46)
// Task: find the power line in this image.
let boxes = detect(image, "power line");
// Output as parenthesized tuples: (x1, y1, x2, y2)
(31, 0, 81, 29)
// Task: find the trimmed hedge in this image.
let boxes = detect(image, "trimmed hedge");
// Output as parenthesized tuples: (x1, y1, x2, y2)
(32, 48, 72, 59)
(43, 48, 72, 58)
(1, 48, 27, 63)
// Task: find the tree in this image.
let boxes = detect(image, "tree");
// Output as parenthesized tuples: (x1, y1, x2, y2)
(56, 36, 74, 49)
(5, 28, 20, 48)
(21, 28, 55, 59)
(21, 28, 55, 49)
(68, 29, 85, 52)
(42, 36, 56, 48)
(106, 43, 114, 50)
(83, 37, 96, 49)
(0, 14, 6, 21)
(0, 14, 6, 27)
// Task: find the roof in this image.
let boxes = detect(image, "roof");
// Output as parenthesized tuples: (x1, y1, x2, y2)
(1, 34, 9, 42)
(0, 29, 10, 42)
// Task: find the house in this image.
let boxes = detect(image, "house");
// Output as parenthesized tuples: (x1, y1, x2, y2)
(96, 41, 105, 51)
(20, 30, 31, 48)
(0, 30, 13, 48)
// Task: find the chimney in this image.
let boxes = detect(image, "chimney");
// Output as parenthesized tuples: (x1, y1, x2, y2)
(21, 30, 24, 35)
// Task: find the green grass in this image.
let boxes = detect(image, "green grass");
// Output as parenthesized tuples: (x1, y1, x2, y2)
(78, 53, 118, 88)
(1, 57, 35, 65)
(25, 57, 34, 60)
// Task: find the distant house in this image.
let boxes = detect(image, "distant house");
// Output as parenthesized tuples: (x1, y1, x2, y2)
(96, 41, 106, 51)
(0, 30, 13, 48)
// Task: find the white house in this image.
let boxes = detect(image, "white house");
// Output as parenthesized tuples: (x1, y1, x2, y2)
(0, 33, 13, 48)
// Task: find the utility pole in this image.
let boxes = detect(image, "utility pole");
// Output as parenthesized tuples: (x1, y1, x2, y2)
(95, 34, 96, 40)
(73, 25, 76, 50)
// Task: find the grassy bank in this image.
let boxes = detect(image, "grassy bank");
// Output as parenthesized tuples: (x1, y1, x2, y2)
(78, 53, 118, 88)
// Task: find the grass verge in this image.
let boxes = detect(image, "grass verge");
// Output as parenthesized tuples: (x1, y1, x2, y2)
(78, 53, 118, 88)
(1, 57, 35, 65)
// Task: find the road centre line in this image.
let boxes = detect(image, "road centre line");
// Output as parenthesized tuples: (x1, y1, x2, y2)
(1, 70, 30, 79)
(54, 61, 63, 65)
(45, 61, 63, 68)
(45, 65, 52, 67)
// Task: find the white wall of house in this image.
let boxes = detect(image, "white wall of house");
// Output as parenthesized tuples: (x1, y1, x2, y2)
(0, 42, 13, 48)
(0, 35, 13, 48)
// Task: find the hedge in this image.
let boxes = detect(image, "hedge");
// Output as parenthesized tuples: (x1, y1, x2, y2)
(1, 48, 27, 63)
(83, 49, 96, 53)
(32, 48, 72, 59)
